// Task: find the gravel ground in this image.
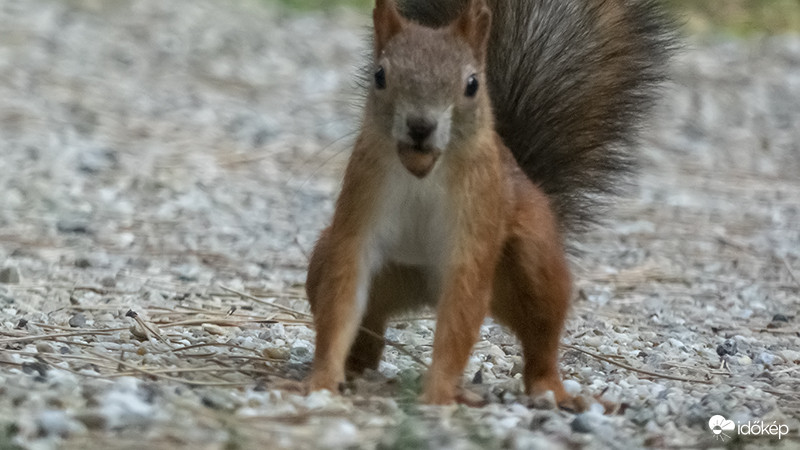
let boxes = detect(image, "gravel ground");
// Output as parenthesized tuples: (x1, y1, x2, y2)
(0, 0, 799, 448)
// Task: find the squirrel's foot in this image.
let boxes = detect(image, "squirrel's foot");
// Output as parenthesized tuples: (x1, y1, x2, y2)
(528, 376, 587, 412)
(559, 395, 589, 413)
(454, 387, 487, 407)
(420, 383, 487, 407)
(419, 379, 455, 405)
(307, 370, 345, 395)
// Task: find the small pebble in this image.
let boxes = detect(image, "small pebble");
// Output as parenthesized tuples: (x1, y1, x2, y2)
(96, 313, 114, 322)
(771, 313, 789, 322)
(571, 413, 595, 433)
(36, 342, 54, 353)
(290, 345, 311, 359)
(779, 349, 800, 363)
(37, 410, 76, 437)
(76, 412, 107, 430)
(320, 419, 358, 448)
(643, 435, 666, 447)
(530, 411, 553, 430)
(202, 323, 227, 335)
(754, 352, 777, 366)
(263, 347, 290, 360)
(75, 258, 92, 268)
(716, 339, 738, 357)
(0, 267, 21, 284)
(69, 313, 87, 328)
(472, 368, 483, 384)
(510, 357, 524, 375)
(563, 379, 581, 396)
(22, 361, 48, 377)
(588, 402, 606, 415)
(56, 220, 91, 234)
(130, 323, 149, 340)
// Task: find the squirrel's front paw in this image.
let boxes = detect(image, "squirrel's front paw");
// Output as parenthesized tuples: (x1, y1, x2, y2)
(419, 378, 455, 405)
(529, 376, 587, 413)
(419, 390, 454, 405)
(307, 371, 345, 394)
(420, 386, 486, 407)
(454, 387, 487, 407)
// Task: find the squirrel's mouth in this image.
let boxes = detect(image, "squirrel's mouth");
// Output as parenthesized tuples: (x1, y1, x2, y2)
(397, 142, 440, 178)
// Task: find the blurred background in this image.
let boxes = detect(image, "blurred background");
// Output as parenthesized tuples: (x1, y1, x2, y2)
(667, 0, 800, 34)
(275, 0, 800, 34)
(1, 0, 798, 448)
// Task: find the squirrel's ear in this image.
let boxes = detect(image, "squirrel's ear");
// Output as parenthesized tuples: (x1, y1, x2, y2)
(374, 0, 405, 56)
(453, 0, 492, 62)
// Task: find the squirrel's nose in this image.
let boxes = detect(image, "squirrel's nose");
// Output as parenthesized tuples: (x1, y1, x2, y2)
(406, 117, 437, 145)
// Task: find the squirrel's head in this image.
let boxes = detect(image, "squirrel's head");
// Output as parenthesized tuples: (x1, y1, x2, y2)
(369, 0, 492, 178)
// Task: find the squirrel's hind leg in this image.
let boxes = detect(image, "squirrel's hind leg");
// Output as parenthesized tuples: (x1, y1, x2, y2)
(490, 204, 575, 409)
(346, 264, 430, 374)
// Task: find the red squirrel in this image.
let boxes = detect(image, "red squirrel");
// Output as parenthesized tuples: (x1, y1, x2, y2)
(305, 0, 674, 406)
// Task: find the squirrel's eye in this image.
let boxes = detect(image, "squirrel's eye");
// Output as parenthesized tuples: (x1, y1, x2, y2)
(375, 66, 386, 90)
(465, 74, 479, 97)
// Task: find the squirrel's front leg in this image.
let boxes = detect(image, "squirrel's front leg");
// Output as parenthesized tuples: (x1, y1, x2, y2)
(306, 142, 384, 393)
(422, 246, 499, 405)
(306, 229, 372, 393)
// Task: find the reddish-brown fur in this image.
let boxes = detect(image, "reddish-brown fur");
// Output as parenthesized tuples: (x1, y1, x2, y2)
(306, 0, 574, 407)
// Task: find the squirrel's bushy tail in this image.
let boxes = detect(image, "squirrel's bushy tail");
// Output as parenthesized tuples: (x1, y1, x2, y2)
(398, 0, 676, 232)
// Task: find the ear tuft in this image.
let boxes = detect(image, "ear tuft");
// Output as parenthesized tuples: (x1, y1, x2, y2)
(453, 0, 492, 61)
(374, 0, 405, 56)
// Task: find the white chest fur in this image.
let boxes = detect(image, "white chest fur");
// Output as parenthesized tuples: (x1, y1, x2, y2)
(367, 160, 452, 269)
